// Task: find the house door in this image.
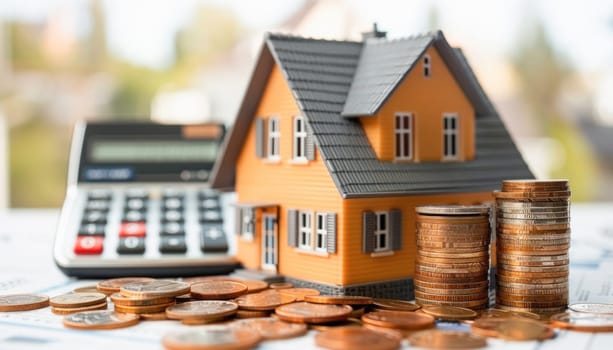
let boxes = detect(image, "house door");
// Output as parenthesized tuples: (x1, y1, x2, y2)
(261, 214, 278, 271)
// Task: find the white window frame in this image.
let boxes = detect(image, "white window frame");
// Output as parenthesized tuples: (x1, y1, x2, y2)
(374, 211, 390, 252)
(394, 113, 413, 160)
(261, 214, 277, 271)
(423, 54, 432, 77)
(267, 116, 280, 161)
(241, 208, 254, 241)
(293, 116, 307, 161)
(443, 113, 459, 160)
(315, 213, 327, 252)
(298, 211, 312, 250)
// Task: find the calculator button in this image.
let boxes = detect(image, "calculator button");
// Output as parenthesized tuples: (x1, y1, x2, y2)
(119, 222, 147, 237)
(162, 189, 184, 198)
(198, 190, 219, 200)
(161, 222, 185, 236)
(199, 199, 220, 210)
(199, 210, 222, 223)
(87, 190, 112, 201)
(162, 210, 184, 223)
(125, 198, 147, 211)
(159, 237, 187, 254)
(78, 224, 106, 236)
(163, 198, 183, 210)
(200, 225, 228, 252)
(117, 237, 146, 255)
(85, 200, 110, 211)
(74, 236, 104, 255)
(82, 210, 107, 224)
(123, 210, 147, 222)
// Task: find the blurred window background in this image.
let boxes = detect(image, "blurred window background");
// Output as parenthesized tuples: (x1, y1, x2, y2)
(0, 0, 612, 207)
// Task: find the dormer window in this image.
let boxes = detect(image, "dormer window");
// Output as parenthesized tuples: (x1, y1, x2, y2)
(394, 113, 413, 160)
(423, 54, 431, 77)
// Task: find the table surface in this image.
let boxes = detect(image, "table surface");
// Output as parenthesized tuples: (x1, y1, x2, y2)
(1, 205, 613, 349)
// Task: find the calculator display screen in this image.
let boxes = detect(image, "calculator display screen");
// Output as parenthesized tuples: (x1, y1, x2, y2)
(89, 140, 218, 163)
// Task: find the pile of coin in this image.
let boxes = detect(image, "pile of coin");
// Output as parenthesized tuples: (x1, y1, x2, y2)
(494, 179, 570, 314)
(414, 205, 492, 310)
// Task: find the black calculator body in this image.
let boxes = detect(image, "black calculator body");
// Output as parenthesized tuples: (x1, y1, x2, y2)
(53, 121, 239, 278)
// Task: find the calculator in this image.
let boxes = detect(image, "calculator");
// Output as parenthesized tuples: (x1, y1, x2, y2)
(53, 121, 239, 278)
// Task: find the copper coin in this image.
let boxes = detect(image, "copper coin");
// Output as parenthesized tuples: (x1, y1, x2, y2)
(569, 303, 613, 314)
(414, 285, 487, 296)
(304, 295, 373, 305)
(140, 312, 168, 321)
(477, 308, 540, 320)
(409, 329, 487, 349)
(235, 290, 295, 311)
(120, 280, 190, 298)
(421, 305, 478, 320)
(236, 310, 271, 319)
(275, 302, 352, 324)
(417, 298, 489, 310)
(181, 316, 233, 325)
(230, 317, 307, 340)
(416, 215, 490, 224)
(63, 310, 140, 330)
(269, 282, 293, 289)
(415, 291, 489, 302)
(162, 326, 261, 350)
(419, 250, 489, 259)
(191, 281, 248, 300)
(0, 294, 49, 312)
(73, 285, 100, 294)
(51, 302, 108, 315)
(309, 318, 363, 332)
(470, 318, 505, 338)
(184, 276, 268, 293)
(495, 304, 567, 314)
(496, 318, 554, 340)
(550, 311, 613, 332)
(114, 301, 175, 314)
(278, 288, 320, 301)
(414, 279, 489, 290)
(495, 299, 567, 309)
(315, 326, 401, 350)
(110, 292, 174, 306)
(97, 277, 155, 294)
(372, 299, 420, 312)
(166, 300, 238, 321)
(50, 293, 107, 308)
(361, 310, 435, 330)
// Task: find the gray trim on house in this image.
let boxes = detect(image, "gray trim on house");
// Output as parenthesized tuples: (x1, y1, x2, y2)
(210, 31, 533, 198)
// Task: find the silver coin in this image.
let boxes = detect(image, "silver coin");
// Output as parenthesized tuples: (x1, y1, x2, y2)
(496, 201, 568, 209)
(497, 217, 569, 225)
(497, 212, 569, 220)
(569, 303, 613, 314)
(416, 205, 491, 216)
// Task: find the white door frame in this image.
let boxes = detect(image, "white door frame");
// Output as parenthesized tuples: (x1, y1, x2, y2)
(261, 214, 278, 271)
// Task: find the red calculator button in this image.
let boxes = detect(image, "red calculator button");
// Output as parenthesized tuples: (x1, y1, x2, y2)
(74, 236, 104, 255)
(119, 222, 146, 237)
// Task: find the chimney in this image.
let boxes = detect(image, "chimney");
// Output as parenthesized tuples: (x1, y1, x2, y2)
(361, 23, 387, 41)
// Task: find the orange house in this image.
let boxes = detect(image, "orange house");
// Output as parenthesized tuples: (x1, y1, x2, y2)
(211, 29, 532, 298)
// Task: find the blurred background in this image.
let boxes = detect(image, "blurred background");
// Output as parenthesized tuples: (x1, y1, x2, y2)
(0, 0, 611, 208)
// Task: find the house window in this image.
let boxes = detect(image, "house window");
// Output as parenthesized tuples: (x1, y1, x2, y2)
(395, 113, 413, 160)
(315, 213, 327, 252)
(443, 114, 459, 159)
(293, 116, 307, 161)
(298, 211, 312, 249)
(267, 116, 280, 160)
(423, 54, 431, 77)
(374, 212, 389, 251)
(240, 208, 255, 241)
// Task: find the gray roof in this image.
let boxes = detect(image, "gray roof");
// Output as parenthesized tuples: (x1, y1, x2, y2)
(210, 31, 533, 198)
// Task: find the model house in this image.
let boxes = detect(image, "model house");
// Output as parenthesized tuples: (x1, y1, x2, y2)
(210, 28, 532, 298)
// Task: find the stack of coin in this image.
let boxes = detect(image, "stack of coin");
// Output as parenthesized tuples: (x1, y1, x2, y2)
(49, 292, 107, 315)
(414, 205, 491, 310)
(112, 280, 190, 319)
(494, 179, 570, 314)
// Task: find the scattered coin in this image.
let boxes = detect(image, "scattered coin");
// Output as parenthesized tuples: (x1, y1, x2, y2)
(140, 312, 168, 321)
(421, 305, 478, 321)
(230, 317, 308, 340)
(236, 309, 271, 319)
(190, 281, 248, 300)
(409, 329, 487, 349)
(114, 302, 174, 314)
(51, 302, 108, 315)
(269, 282, 293, 289)
(275, 302, 353, 324)
(110, 293, 174, 306)
(166, 300, 238, 321)
(361, 310, 435, 330)
(278, 288, 320, 301)
(309, 318, 363, 332)
(97, 277, 155, 295)
(372, 299, 420, 312)
(569, 303, 613, 314)
(120, 280, 191, 298)
(73, 285, 100, 294)
(184, 276, 268, 294)
(63, 310, 140, 330)
(50, 293, 107, 308)
(235, 291, 296, 311)
(315, 326, 401, 350)
(550, 311, 613, 332)
(0, 294, 49, 312)
(303, 295, 373, 305)
(162, 326, 261, 350)
(495, 318, 554, 340)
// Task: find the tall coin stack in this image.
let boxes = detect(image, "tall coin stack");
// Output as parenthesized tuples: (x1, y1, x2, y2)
(414, 205, 491, 310)
(494, 179, 570, 314)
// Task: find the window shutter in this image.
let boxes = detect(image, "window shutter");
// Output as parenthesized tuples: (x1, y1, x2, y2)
(287, 209, 299, 247)
(305, 121, 315, 160)
(235, 207, 243, 235)
(326, 213, 337, 253)
(363, 211, 376, 253)
(390, 209, 402, 250)
(255, 118, 267, 158)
